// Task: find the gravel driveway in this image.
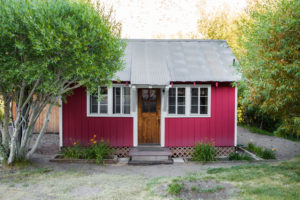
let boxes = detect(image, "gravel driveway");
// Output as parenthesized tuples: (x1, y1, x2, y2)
(237, 126, 300, 160)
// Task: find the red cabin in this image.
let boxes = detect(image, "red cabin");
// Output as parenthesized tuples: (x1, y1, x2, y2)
(60, 39, 240, 157)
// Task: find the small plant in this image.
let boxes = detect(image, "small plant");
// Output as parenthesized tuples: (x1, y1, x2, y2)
(200, 185, 224, 193)
(246, 143, 276, 159)
(192, 141, 215, 162)
(191, 185, 201, 193)
(228, 152, 253, 161)
(61, 135, 113, 164)
(167, 181, 185, 195)
(261, 149, 276, 159)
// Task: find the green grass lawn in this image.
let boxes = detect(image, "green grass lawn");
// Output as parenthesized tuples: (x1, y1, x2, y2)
(0, 157, 299, 200)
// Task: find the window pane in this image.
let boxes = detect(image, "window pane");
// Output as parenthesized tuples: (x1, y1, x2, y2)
(149, 90, 156, 100)
(123, 105, 130, 114)
(191, 106, 198, 114)
(191, 97, 198, 105)
(169, 88, 176, 96)
(200, 97, 208, 105)
(90, 95, 98, 113)
(113, 87, 121, 114)
(100, 105, 107, 113)
(142, 101, 149, 112)
(150, 102, 156, 112)
(178, 97, 185, 105)
(200, 88, 208, 96)
(169, 96, 175, 105)
(100, 95, 108, 104)
(191, 88, 198, 96)
(169, 105, 176, 114)
(178, 106, 185, 114)
(123, 87, 130, 114)
(200, 106, 208, 114)
(178, 88, 185, 96)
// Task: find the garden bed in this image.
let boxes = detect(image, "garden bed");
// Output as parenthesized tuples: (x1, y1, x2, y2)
(49, 154, 118, 164)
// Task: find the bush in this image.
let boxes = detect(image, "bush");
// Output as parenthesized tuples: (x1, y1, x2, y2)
(167, 180, 185, 195)
(192, 141, 215, 162)
(61, 136, 113, 164)
(246, 143, 276, 160)
(228, 152, 253, 161)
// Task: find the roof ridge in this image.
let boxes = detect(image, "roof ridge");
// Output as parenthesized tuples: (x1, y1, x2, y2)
(124, 39, 227, 42)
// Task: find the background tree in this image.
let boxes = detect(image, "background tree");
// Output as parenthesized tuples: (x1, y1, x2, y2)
(0, 0, 125, 165)
(197, 0, 300, 138)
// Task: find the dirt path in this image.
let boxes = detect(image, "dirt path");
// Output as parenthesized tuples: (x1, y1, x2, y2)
(237, 126, 300, 160)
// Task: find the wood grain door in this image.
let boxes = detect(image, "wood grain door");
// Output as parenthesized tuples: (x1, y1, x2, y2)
(138, 89, 161, 144)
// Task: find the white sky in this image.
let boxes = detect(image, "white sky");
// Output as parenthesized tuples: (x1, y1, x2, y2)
(101, 0, 247, 39)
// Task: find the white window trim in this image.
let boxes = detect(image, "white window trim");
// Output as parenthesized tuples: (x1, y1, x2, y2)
(87, 85, 133, 117)
(166, 84, 211, 118)
(167, 87, 186, 115)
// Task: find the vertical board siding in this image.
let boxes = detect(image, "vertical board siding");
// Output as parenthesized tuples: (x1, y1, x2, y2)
(62, 87, 133, 147)
(165, 85, 235, 147)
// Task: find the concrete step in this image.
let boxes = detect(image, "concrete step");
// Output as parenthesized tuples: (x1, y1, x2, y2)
(128, 147, 173, 165)
(128, 159, 173, 165)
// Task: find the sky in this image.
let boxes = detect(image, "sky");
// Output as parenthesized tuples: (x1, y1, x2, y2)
(101, 0, 247, 39)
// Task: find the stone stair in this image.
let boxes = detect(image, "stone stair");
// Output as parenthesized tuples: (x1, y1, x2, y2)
(128, 146, 173, 165)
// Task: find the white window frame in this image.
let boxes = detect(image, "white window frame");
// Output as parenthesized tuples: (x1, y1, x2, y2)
(87, 84, 133, 117)
(166, 84, 211, 118)
(167, 87, 186, 115)
(189, 85, 211, 117)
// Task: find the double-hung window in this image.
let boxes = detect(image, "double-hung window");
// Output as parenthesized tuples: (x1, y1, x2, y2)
(89, 87, 108, 114)
(88, 86, 130, 116)
(113, 87, 131, 114)
(168, 85, 210, 116)
(168, 88, 185, 114)
(191, 87, 209, 115)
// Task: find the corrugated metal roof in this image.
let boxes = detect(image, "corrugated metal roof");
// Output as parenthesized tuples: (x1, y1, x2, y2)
(115, 39, 241, 85)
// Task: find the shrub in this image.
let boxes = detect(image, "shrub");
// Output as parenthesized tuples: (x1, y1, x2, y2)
(61, 136, 113, 164)
(246, 143, 276, 160)
(167, 181, 185, 195)
(192, 141, 215, 162)
(228, 152, 253, 161)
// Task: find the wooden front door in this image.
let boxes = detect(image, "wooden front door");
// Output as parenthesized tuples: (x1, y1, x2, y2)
(138, 89, 161, 144)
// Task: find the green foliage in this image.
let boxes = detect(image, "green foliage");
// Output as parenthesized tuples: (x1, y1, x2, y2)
(167, 180, 185, 195)
(192, 141, 215, 162)
(247, 143, 276, 159)
(228, 152, 253, 161)
(237, 0, 300, 137)
(0, 0, 125, 97)
(61, 139, 113, 164)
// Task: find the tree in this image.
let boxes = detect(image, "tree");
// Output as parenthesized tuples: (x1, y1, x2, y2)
(197, 0, 300, 137)
(0, 0, 125, 164)
(237, 0, 300, 137)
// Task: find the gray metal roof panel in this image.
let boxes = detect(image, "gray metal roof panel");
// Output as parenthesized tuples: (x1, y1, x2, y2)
(114, 39, 241, 84)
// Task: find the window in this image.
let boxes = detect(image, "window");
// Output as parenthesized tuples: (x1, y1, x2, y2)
(88, 85, 131, 116)
(89, 87, 108, 114)
(113, 86, 131, 114)
(191, 87, 208, 115)
(168, 88, 185, 114)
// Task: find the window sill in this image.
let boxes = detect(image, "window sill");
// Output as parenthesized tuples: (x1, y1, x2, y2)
(87, 114, 134, 118)
(165, 114, 211, 118)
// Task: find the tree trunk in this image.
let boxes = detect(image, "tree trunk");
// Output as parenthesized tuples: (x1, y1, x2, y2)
(26, 97, 57, 159)
(1, 95, 10, 147)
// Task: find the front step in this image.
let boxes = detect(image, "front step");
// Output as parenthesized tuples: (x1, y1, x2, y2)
(128, 147, 173, 165)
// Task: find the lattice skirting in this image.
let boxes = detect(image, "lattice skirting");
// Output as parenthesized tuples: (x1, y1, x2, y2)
(112, 147, 132, 158)
(169, 146, 235, 158)
(113, 146, 235, 158)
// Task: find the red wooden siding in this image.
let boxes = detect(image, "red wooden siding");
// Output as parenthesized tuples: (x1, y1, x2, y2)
(62, 87, 133, 147)
(165, 84, 235, 147)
